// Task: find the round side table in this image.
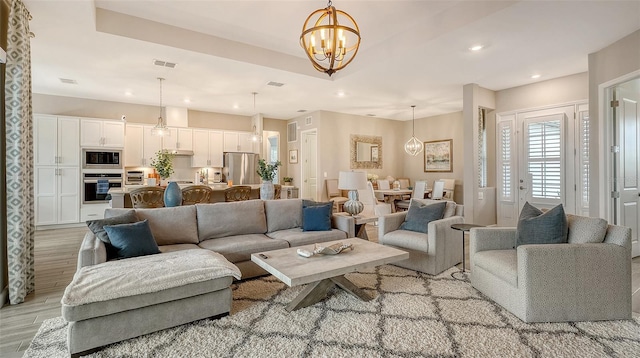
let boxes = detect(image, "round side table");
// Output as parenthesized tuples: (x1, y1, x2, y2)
(450, 223, 484, 280)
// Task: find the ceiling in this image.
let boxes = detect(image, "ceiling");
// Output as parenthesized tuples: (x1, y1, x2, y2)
(24, 0, 640, 121)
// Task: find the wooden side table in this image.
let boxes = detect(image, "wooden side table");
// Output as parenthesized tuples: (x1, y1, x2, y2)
(450, 223, 483, 279)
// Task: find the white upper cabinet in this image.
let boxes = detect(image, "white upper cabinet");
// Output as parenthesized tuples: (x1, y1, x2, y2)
(125, 124, 163, 167)
(34, 115, 80, 167)
(81, 119, 125, 148)
(163, 127, 193, 152)
(192, 130, 223, 167)
(223, 131, 257, 153)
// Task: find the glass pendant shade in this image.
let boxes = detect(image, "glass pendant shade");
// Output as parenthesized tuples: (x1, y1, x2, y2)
(151, 77, 170, 137)
(404, 105, 423, 156)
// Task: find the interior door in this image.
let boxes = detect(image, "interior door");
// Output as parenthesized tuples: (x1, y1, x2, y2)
(613, 79, 640, 257)
(301, 130, 317, 200)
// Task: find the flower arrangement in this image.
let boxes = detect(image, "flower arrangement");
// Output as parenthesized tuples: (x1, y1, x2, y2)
(150, 149, 175, 180)
(257, 159, 282, 182)
(283, 176, 293, 184)
(366, 173, 379, 182)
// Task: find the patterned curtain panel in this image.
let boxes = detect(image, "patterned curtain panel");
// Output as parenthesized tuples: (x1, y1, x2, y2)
(5, 0, 34, 304)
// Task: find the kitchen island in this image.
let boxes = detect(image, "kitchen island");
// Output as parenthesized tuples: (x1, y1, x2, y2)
(108, 184, 296, 208)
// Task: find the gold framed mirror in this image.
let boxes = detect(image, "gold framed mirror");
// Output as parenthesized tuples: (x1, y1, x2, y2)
(350, 134, 382, 169)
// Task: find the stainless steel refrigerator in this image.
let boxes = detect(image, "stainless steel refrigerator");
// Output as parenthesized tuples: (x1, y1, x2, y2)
(223, 152, 260, 185)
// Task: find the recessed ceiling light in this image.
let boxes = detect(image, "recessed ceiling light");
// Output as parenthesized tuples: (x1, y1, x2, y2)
(184, 98, 191, 103)
(336, 91, 346, 97)
(469, 45, 484, 51)
(233, 104, 239, 109)
(124, 91, 133, 96)
(531, 74, 541, 79)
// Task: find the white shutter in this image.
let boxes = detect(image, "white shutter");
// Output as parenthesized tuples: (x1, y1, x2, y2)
(498, 120, 514, 202)
(287, 122, 298, 143)
(578, 108, 590, 214)
(525, 115, 563, 204)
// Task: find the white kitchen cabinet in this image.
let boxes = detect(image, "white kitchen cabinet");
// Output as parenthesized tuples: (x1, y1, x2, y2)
(192, 130, 223, 167)
(163, 127, 193, 152)
(34, 115, 80, 167)
(35, 166, 80, 225)
(81, 119, 125, 148)
(223, 131, 257, 153)
(125, 124, 163, 166)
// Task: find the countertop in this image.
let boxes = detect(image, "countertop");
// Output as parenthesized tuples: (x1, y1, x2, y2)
(108, 183, 295, 196)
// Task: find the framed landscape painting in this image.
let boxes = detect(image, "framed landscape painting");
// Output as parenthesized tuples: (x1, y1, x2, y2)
(424, 139, 452, 172)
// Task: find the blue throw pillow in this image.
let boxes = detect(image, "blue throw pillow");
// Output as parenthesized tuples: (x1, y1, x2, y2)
(399, 200, 447, 234)
(302, 203, 332, 231)
(86, 210, 139, 260)
(516, 202, 568, 247)
(103, 220, 161, 259)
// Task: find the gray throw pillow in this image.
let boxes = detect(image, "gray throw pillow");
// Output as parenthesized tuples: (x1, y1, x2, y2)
(86, 211, 139, 260)
(103, 220, 161, 259)
(516, 202, 568, 247)
(399, 201, 446, 234)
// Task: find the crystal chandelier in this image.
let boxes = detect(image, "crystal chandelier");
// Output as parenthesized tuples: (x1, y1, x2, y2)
(300, 0, 361, 77)
(404, 105, 424, 156)
(151, 77, 170, 136)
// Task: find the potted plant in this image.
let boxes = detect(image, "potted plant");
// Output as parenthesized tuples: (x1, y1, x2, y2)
(283, 176, 293, 185)
(150, 150, 181, 207)
(257, 159, 281, 200)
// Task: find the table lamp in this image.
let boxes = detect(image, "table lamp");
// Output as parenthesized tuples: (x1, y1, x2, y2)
(338, 171, 368, 216)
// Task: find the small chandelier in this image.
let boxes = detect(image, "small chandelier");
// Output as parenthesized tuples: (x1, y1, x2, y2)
(249, 92, 262, 143)
(151, 77, 170, 136)
(404, 105, 424, 156)
(300, 0, 361, 77)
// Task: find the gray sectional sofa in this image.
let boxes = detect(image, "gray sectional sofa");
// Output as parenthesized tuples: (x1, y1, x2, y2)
(66, 198, 351, 357)
(79, 198, 351, 278)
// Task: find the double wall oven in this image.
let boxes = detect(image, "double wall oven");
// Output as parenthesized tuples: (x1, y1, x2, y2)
(82, 149, 124, 204)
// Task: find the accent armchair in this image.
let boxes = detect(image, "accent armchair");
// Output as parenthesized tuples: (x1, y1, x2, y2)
(379, 199, 464, 275)
(470, 215, 631, 322)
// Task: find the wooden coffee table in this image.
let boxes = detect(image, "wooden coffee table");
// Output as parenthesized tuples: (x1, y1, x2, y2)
(251, 238, 409, 311)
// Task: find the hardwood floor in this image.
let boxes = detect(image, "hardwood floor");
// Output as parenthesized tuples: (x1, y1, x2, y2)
(0, 225, 638, 357)
(0, 227, 85, 358)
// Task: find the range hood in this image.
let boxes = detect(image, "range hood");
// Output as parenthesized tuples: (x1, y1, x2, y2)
(170, 149, 194, 156)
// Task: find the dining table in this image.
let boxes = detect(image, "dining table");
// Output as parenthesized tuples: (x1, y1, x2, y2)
(373, 189, 413, 212)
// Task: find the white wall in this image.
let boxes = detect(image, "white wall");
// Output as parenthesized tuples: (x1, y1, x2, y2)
(496, 72, 588, 113)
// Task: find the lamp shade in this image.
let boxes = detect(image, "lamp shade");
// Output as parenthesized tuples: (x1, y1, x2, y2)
(338, 171, 367, 190)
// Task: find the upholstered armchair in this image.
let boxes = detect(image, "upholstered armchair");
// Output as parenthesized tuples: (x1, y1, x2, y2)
(378, 199, 464, 275)
(470, 215, 631, 323)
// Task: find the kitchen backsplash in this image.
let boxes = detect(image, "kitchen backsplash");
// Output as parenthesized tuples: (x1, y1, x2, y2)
(126, 156, 221, 183)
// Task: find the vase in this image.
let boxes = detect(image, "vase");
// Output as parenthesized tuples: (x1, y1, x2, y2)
(260, 181, 275, 200)
(164, 181, 182, 207)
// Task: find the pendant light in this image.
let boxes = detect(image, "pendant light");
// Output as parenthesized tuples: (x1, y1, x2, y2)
(404, 105, 424, 156)
(151, 77, 170, 136)
(250, 92, 262, 143)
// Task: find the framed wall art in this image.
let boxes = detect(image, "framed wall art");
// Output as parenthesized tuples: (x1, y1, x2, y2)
(424, 139, 452, 172)
(289, 149, 298, 164)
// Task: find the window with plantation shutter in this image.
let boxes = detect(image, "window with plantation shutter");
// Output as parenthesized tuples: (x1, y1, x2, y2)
(525, 116, 563, 201)
(498, 121, 513, 201)
(579, 109, 590, 213)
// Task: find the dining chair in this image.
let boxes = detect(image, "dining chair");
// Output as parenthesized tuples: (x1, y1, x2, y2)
(358, 181, 392, 219)
(440, 178, 455, 201)
(224, 186, 252, 202)
(429, 180, 445, 200)
(397, 178, 410, 189)
(376, 179, 391, 190)
(181, 185, 214, 205)
(129, 186, 165, 208)
(395, 180, 427, 211)
(326, 179, 348, 212)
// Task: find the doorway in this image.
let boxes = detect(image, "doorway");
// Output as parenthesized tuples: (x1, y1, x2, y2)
(300, 129, 317, 200)
(263, 131, 280, 183)
(608, 77, 640, 257)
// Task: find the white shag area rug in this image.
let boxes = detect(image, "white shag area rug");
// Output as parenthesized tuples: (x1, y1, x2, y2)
(24, 265, 640, 357)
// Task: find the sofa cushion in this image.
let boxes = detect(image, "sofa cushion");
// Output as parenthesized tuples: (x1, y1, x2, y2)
(400, 201, 446, 234)
(381, 230, 429, 252)
(264, 199, 303, 233)
(135, 206, 199, 245)
(516, 202, 568, 247)
(474, 249, 518, 287)
(566, 214, 608, 244)
(302, 203, 332, 231)
(197, 201, 267, 241)
(413, 198, 457, 218)
(159, 244, 201, 253)
(103, 220, 161, 259)
(198, 234, 288, 263)
(86, 210, 139, 260)
(265, 228, 347, 247)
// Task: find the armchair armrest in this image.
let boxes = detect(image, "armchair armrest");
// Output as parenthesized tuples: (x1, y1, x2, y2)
(332, 214, 355, 238)
(517, 243, 631, 320)
(378, 212, 407, 237)
(428, 216, 464, 270)
(77, 232, 107, 270)
(470, 227, 516, 254)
